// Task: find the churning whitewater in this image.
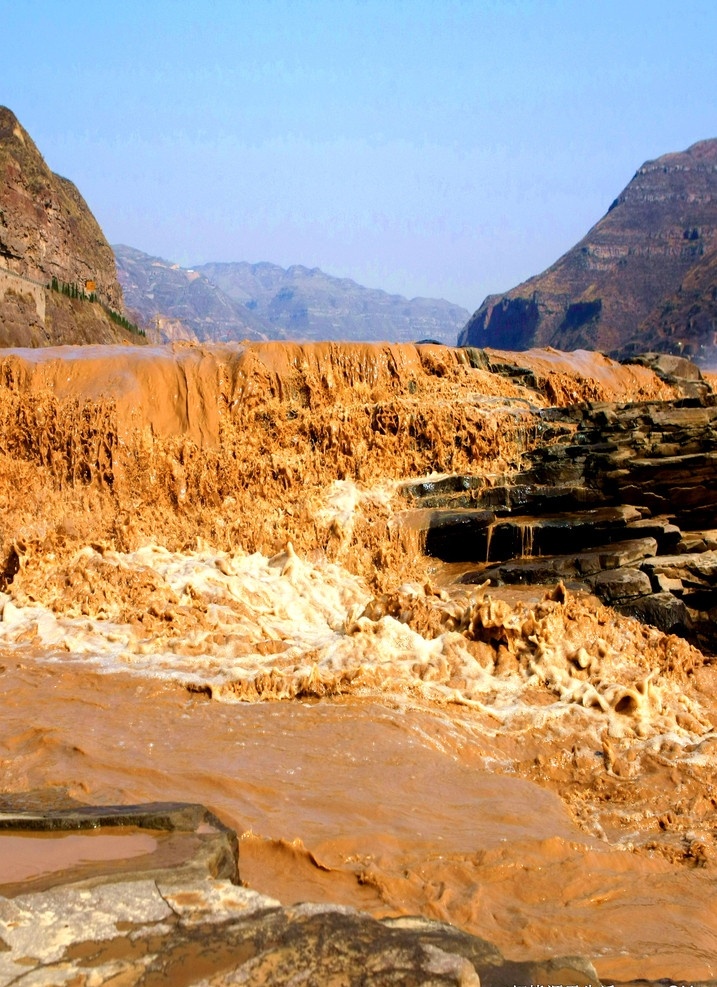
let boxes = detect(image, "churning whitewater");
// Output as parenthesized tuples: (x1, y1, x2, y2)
(1, 341, 716, 983)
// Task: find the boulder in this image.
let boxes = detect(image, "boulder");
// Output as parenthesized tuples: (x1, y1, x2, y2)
(0, 876, 601, 987)
(588, 567, 653, 603)
(617, 592, 694, 636)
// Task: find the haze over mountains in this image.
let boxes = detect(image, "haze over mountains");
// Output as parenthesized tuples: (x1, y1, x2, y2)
(3, 103, 717, 357)
(459, 138, 717, 363)
(0, 104, 468, 349)
(114, 246, 470, 346)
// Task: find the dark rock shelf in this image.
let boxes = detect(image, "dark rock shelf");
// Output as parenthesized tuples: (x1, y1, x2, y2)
(405, 359, 717, 654)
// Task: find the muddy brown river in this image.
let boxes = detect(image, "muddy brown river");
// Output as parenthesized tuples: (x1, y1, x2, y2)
(0, 341, 715, 983)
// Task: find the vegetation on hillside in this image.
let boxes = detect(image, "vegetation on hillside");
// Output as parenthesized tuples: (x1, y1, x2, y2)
(49, 276, 145, 336)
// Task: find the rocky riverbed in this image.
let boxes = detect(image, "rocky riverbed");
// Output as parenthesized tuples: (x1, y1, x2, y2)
(0, 800, 600, 986)
(405, 352, 717, 655)
(1, 342, 717, 985)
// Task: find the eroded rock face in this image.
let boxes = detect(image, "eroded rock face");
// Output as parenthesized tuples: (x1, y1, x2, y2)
(408, 354, 717, 653)
(637, 243, 717, 359)
(0, 108, 121, 308)
(459, 138, 717, 361)
(0, 106, 135, 346)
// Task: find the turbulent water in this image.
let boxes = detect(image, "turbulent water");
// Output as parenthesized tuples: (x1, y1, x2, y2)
(0, 341, 715, 984)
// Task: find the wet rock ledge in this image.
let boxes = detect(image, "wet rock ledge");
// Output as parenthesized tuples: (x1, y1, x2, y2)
(0, 798, 602, 986)
(404, 353, 717, 654)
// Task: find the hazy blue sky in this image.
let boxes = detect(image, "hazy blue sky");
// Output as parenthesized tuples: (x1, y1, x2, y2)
(3, 0, 716, 310)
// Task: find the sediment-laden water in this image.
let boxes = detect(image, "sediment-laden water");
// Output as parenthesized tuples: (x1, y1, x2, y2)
(0, 341, 714, 983)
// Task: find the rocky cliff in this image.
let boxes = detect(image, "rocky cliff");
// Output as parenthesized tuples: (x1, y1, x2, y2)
(0, 106, 139, 346)
(115, 246, 469, 345)
(459, 138, 717, 361)
(631, 242, 717, 361)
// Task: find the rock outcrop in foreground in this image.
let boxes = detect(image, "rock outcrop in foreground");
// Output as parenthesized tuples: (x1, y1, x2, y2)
(0, 107, 140, 346)
(409, 349, 717, 654)
(459, 138, 717, 362)
(0, 798, 599, 986)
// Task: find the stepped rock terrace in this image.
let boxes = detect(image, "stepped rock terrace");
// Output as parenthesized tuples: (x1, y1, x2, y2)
(2, 341, 717, 984)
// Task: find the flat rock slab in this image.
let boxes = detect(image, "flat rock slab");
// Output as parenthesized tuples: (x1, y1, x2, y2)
(596, 536, 658, 568)
(642, 550, 717, 582)
(588, 567, 653, 603)
(400, 475, 486, 500)
(0, 876, 601, 987)
(648, 406, 717, 428)
(462, 537, 657, 587)
(476, 482, 608, 514)
(0, 801, 223, 833)
(625, 516, 683, 552)
(462, 554, 589, 585)
(423, 505, 643, 563)
(483, 505, 643, 563)
(403, 473, 610, 515)
(0, 801, 238, 898)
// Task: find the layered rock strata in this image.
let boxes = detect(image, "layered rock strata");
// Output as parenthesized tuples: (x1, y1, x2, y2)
(459, 138, 717, 361)
(406, 352, 717, 653)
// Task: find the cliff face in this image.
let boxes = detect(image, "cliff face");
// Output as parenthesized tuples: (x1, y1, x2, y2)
(459, 139, 717, 359)
(630, 244, 717, 361)
(0, 106, 137, 346)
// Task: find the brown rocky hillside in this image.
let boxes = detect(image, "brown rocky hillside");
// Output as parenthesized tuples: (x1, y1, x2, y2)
(459, 139, 717, 361)
(0, 106, 141, 346)
(630, 243, 717, 361)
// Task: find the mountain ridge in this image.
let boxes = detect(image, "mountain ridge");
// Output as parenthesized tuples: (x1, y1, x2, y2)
(459, 137, 717, 362)
(115, 247, 469, 345)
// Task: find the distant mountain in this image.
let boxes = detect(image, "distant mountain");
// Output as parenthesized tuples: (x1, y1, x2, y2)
(459, 139, 717, 363)
(197, 261, 469, 345)
(114, 245, 270, 343)
(114, 247, 469, 345)
(0, 107, 139, 346)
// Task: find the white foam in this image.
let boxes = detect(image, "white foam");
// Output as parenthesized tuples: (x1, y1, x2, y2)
(2, 543, 713, 754)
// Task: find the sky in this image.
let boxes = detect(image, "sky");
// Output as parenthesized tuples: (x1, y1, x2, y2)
(2, 0, 716, 312)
